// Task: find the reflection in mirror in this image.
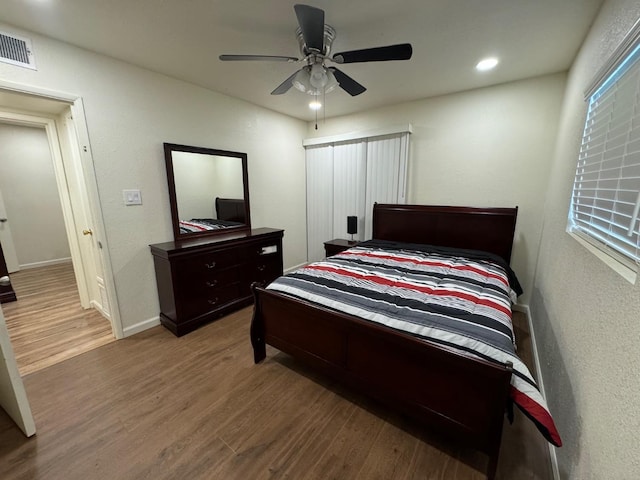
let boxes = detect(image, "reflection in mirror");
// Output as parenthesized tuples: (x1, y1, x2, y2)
(164, 143, 250, 241)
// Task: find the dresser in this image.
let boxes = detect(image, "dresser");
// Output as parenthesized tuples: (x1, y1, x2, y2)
(150, 228, 283, 336)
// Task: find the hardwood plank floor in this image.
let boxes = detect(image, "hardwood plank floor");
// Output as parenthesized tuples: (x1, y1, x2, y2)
(1, 262, 114, 375)
(0, 307, 552, 479)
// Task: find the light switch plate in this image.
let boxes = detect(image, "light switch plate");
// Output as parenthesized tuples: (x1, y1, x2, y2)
(123, 189, 142, 206)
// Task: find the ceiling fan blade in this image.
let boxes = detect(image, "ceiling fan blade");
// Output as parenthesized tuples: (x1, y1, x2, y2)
(333, 43, 413, 64)
(271, 70, 300, 95)
(219, 54, 298, 62)
(294, 4, 325, 52)
(329, 68, 366, 96)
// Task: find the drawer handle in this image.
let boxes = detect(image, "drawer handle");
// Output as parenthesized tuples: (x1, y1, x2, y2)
(205, 280, 218, 287)
(205, 261, 216, 269)
(258, 265, 266, 272)
(207, 298, 219, 305)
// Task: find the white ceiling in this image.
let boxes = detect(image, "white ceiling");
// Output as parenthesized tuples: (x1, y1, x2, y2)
(0, 0, 603, 121)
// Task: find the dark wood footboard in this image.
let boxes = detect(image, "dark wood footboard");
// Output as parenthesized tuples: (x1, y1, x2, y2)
(251, 285, 513, 480)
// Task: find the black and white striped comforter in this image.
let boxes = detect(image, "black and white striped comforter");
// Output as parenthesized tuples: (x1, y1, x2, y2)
(267, 239, 561, 447)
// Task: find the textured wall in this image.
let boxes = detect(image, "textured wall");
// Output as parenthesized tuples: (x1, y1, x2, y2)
(0, 123, 70, 266)
(306, 73, 567, 304)
(0, 23, 308, 334)
(532, 1, 640, 478)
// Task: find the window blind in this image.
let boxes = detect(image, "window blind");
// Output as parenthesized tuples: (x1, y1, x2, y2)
(363, 133, 409, 239)
(306, 145, 334, 262)
(568, 42, 640, 268)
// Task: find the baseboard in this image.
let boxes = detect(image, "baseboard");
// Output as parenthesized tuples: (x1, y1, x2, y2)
(19, 257, 72, 270)
(122, 316, 160, 338)
(284, 262, 308, 274)
(513, 303, 560, 480)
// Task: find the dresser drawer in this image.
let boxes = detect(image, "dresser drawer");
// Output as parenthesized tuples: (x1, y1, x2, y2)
(180, 267, 240, 295)
(179, 282, 243, 320)
(249, 257, 281, 283)
(245, 241, 279, 258)
(175, 249, 240, 282)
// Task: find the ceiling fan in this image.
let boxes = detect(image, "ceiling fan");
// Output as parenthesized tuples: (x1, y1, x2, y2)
(219, 4, 413, 97)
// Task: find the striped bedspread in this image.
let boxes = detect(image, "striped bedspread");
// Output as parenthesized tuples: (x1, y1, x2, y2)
(267, 239, 562, 447)
(179, 218, 239, 234)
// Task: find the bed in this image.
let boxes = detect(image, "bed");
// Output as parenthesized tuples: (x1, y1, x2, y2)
(250, 203, 560, 479)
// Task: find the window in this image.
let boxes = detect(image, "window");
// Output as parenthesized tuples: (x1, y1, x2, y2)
(568, 22, 640, 278)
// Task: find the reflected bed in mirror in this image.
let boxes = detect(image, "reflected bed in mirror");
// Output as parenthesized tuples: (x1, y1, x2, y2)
(164, 143, 251, 240)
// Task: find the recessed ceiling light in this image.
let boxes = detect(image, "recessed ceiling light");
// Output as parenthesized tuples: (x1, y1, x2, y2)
(476, 57, 499, 71)
(309, 101, 322, 110)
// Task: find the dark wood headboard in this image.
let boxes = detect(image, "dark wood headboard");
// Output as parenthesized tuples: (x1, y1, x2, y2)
(372, 204, 518, 263)
(215, 197, 246, 223)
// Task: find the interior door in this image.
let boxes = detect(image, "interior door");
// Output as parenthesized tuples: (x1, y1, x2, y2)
(0, 187, 19, 273)
(56, 109, 108, 315)
(0, 305, 35, 437)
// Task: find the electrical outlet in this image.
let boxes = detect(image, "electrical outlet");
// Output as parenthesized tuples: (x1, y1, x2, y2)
(123, 189, 142, 206)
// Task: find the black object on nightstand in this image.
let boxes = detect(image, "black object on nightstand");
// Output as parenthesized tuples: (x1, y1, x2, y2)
(324, 238, 359, 257)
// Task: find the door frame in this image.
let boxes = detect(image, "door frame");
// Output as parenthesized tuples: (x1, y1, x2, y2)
(0, 80, 123, 339)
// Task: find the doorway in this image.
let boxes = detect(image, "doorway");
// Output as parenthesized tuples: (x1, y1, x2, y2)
(0, 84, 122, 375)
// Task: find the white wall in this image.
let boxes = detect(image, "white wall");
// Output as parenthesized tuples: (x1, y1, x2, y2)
(531, 1, 640, 478)
(0, 23, 308, 334)
(306, 73, 567, 304)
(0, 123, 70, 267)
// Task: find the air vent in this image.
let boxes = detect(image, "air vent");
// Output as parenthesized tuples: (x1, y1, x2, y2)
(0, 31, 36, 70)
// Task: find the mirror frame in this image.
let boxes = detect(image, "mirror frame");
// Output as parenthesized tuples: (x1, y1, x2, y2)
(164, 143, 251, 241)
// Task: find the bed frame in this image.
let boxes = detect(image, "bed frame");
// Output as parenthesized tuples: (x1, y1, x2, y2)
(250, 204, 519, 479)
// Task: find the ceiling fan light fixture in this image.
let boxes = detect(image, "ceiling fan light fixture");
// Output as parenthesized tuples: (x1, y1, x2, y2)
(309, 63, 329, 88)
(293, 65, 338, 95)
(293, 67, 313, 93)
(309, 100, 322, 110)
(324, 69, 338, 93)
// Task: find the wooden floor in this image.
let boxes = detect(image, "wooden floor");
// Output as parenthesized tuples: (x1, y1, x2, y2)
(0, 306, 552, 479)
(2, 262, 114, 376)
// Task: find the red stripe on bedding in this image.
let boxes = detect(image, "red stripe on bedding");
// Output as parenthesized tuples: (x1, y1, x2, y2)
(180, 221, 207, 231)
(342, 251, 509, 287)
(307, 264, 512, 317)
(510, 386, 562, 447)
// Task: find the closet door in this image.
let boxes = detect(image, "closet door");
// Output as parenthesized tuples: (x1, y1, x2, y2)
(305, 130, 410, 261)
(364, 133, 409, 239)
(332, 141, 366, 242)
(306, 145, 334, 262)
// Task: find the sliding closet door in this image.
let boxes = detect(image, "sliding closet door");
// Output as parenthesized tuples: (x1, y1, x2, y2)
(306, 145, 334, 262)
(305, 129, 410, 262)
(332, 141, 366, 241)
(363, 133, 409, 239)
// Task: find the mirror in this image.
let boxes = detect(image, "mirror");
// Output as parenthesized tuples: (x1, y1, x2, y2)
(164, 143, 251, 241)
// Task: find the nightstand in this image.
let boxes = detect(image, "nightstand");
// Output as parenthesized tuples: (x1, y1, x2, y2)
(324, 238, 359, 257)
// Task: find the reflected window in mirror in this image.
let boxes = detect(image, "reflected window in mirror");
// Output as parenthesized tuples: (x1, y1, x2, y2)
(164, 143, 250, 241)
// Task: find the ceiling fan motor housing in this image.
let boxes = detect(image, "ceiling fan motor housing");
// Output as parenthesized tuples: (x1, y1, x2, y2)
(296, 24, 336, 58)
